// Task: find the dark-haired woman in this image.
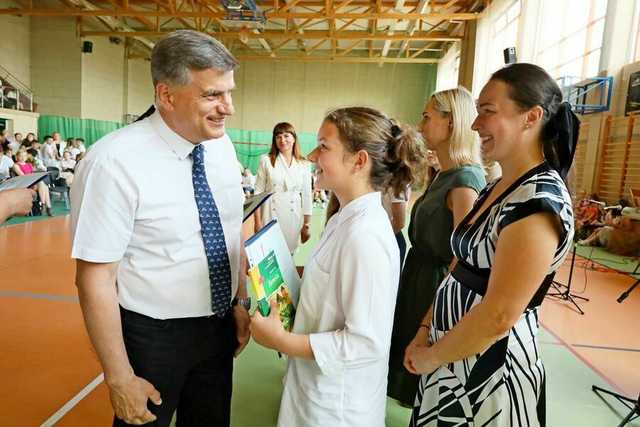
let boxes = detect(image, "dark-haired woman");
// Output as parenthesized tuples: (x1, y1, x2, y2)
(254, 122, 312, 253)
(405, 63, 577, 426)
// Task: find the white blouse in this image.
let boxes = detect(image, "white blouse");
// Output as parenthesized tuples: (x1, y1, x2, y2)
(277, 192, 400, 427)
(254, 153, 312, 253)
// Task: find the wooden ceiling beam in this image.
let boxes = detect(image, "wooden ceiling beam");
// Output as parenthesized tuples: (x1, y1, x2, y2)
(279, 0, 304, 13)
(336, 39, 362, 56)
(435, 0, 458, 11)
(334, 0, 355, 12)
(270, 37, 294, 51)
(380, 0, 405, 58)
(79, 29, 462, 41)
(233, 54, 438, 63)
(336, 17, 356, 31)
(91, 0, 427, 5)
(409, 40, 435, 57)
(306, 39, 326, 54)
(0, 7, 480, 20)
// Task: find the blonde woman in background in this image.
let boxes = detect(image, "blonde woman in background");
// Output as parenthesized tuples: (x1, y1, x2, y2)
(254, 122, 313, 254)
(387, 87, 486, 406)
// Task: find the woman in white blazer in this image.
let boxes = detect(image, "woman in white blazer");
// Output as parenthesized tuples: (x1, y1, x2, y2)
(251, 107, 426, 427)
(254, 122, 312, 253)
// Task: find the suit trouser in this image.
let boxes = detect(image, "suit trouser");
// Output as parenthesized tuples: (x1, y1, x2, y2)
(113, 306, 237, 427)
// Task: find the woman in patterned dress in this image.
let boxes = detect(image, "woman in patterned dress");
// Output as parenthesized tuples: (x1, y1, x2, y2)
(404, 63, 579, 426)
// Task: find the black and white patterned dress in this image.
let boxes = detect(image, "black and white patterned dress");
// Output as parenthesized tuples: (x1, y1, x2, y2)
(411, 162, 574, 427)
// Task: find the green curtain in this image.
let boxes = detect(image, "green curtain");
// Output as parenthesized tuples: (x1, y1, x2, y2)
(37, 114, 316, 174)
(228, 129, 317, 174)
(38, 115, 123, 147)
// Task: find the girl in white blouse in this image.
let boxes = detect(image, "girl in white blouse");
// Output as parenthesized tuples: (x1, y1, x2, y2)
(254, 122, 313, 254)
(251, 107, 426, 427)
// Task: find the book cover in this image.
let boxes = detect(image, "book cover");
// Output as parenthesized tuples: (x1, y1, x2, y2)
(245, 219, 301, 331)
(0, 172, 49, 192)
(248, 252, 296, 331)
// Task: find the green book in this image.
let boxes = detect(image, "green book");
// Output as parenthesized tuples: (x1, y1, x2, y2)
(245, 220, 301, 332)
(248, 251, 296, 331)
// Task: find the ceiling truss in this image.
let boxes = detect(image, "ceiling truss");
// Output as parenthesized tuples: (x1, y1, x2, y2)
(0, 0, 488, 63)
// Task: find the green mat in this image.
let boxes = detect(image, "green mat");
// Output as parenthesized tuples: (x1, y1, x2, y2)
(574, 244, 640, 276)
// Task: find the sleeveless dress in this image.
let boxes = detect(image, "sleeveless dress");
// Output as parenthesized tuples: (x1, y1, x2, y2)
(411, 162, 574, 427)
(388, 165, 486, 405)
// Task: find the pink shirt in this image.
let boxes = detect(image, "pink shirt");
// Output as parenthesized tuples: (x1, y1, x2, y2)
(17, 161, 34, 175)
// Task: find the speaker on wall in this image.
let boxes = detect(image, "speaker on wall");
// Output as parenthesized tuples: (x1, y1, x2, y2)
(503, 47, 517, 64)
(82, 41, 93, 53)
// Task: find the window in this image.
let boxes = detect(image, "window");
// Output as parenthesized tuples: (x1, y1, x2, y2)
(534, 0, 608, 79)
(436, 48, 460, 91)
(635, 1, 640, 62)
(487, 0, 521, 76)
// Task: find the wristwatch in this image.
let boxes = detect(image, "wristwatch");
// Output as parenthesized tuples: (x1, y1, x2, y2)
(232, 296, 252, 311)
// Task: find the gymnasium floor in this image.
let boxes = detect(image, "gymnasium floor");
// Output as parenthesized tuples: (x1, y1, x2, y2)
(1, 206, 639, 427)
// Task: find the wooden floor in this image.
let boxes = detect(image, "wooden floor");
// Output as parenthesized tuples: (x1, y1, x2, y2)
(1, 215, 639, 426)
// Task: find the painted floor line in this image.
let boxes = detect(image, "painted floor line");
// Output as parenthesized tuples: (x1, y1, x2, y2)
(541, 340, 640, 353)
(571, 343, 640, 353)
(540, 322, 625, 394)
(40, 373, 104, 427)
(0, 290, 78, 302)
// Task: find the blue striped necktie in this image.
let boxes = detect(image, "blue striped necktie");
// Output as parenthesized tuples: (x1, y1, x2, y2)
(191, 144, 232, 316)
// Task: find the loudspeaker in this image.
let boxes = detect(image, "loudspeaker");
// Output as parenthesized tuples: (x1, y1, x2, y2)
(503, 47, 517, 64)
(82, 41, 93, 53)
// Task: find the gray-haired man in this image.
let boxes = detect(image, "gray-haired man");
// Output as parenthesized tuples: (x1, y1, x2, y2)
(71, 30, 251, 426)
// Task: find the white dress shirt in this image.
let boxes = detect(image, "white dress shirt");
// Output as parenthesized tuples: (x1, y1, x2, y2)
(0, 155, 14, 179)
(42, 143, 60, 168)
(70, 111, 244, 319)
(277, 192, 400, 427)
(254, 153, 312, 253)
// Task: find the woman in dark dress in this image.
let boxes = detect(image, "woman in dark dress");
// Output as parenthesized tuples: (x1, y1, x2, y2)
(388, 87, 486, 406)
(405, 63, 577, 426)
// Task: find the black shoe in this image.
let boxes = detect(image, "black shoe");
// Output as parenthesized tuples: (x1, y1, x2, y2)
(46, 206, 53, 216)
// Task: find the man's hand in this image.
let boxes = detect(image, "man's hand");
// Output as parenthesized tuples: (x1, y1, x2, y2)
(107, 374, 162, 425)
(0, 188, 35, 221)
(300, 223, 311, 244)
(233, 304, 251, 357)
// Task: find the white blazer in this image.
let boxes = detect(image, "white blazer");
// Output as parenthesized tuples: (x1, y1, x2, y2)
(277, 192, 400, 427)
(255, 153, 312, 253)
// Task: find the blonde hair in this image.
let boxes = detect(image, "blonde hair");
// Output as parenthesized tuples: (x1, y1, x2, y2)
(430, 86, 482, 167)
